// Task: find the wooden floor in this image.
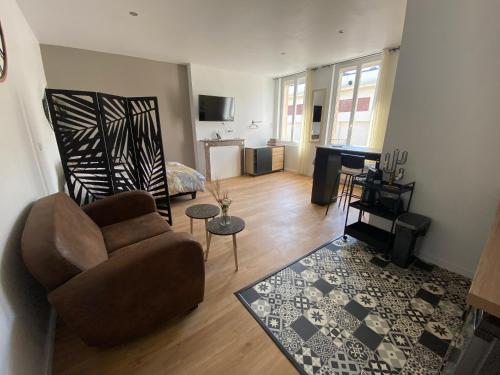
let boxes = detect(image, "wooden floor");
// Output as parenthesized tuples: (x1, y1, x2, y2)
(52, 172, 354, 375)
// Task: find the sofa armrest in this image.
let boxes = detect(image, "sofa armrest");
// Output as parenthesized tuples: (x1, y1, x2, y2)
(48, 231, 204, 346)
(83, 190, 157, 227)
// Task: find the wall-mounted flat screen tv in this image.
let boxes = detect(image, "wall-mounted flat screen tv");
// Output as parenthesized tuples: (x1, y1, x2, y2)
(199, 95, 235, 121)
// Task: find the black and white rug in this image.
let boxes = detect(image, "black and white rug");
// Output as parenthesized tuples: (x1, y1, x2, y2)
(235, 237, 470, 375)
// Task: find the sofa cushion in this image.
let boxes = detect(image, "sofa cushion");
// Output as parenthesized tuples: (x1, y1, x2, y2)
(22, 193, 108, 291)
(101, 212, 171, 252)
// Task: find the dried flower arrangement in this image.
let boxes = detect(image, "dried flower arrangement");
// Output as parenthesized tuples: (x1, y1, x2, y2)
(208, 179, 232, 225)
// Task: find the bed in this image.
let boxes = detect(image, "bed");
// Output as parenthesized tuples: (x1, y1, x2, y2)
(166, 161, 205, 199)
(64, 162, 204, 200)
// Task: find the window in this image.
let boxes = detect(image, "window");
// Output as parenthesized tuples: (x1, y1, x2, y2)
(280, 75, 306, 143)
(330, 60, 381, 146)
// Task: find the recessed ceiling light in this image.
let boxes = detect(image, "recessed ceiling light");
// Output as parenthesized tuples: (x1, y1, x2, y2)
(338, 29, 344, 34)
(129, 11, 138, 16)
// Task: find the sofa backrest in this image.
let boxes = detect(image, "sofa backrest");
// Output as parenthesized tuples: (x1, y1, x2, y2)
(22, 193, 108, 291)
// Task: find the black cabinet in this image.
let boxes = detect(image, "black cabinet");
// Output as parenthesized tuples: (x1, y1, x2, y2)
(311, 148, 342, 205)
(255, 147, 272, 174)
(245, 146, 285, 176)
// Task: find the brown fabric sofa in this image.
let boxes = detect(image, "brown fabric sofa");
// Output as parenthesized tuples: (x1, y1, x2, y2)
(21, 190, 204, 346)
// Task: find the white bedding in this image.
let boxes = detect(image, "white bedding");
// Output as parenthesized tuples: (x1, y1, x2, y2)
(166, 162, 206, 196)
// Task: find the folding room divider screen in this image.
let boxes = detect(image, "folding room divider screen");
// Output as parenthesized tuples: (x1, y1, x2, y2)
(45, 89, 172, 224)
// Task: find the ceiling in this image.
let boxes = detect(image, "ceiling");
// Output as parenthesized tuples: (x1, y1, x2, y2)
(18, 0, 407, 77)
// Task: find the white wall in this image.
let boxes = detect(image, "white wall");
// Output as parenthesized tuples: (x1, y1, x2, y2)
(0, 0, 61, 373)
(382, 0, 500, 277)
(188, 64, 274, 176)
(210, 146, 241, 180)
(284, 145, 301, 173)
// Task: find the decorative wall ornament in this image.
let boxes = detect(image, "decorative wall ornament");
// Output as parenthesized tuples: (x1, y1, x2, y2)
(0, 20, 7, 82)
(45, 89, 172, 224)
(383, 149, 408, 184)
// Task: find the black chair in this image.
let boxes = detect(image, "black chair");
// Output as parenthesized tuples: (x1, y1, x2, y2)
(325, 153, 366, 216)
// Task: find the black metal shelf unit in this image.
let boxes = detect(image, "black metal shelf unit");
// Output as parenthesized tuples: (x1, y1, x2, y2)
(343, 177, 415, 253)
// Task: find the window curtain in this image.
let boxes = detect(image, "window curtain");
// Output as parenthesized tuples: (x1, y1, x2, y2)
(298, 69, 313, 174)
(368, 48, 400, 149)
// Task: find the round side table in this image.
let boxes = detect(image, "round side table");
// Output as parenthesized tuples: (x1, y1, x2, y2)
(185, 204, 220, 252)
(206, 216, 245, 271)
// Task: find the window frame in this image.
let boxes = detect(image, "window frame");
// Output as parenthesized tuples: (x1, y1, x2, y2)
(278, 74, 306, 144)
(327, 54, 382, 147)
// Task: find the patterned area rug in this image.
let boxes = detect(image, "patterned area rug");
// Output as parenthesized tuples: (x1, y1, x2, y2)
(235, 237, 470, 375)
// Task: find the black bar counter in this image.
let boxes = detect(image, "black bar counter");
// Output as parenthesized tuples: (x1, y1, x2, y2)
(311, 145, 382, 205)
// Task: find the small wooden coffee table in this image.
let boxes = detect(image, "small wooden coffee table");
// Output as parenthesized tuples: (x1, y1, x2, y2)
(185, 204, 220, 250)
(206, 216, 245, 271)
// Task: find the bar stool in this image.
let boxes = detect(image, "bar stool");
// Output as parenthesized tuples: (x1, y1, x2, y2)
(325, 153, 366, 216)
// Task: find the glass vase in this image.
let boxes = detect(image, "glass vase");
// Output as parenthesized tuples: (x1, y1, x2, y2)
(220, 205, 231, 227)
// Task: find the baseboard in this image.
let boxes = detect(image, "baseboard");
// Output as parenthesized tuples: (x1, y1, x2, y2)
(418, 253, 475, 279)
(44, 308, 57, 375)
